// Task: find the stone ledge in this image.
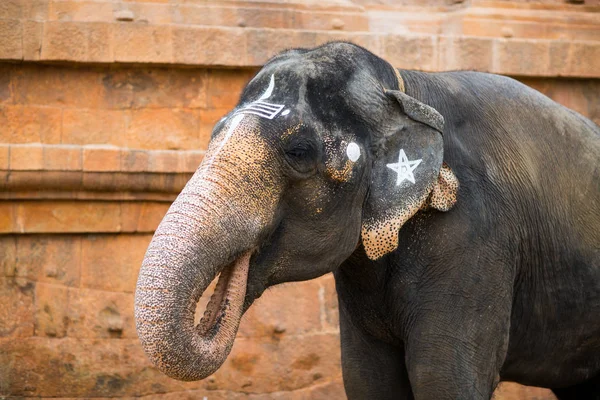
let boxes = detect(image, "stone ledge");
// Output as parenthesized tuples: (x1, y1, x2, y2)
(1, 144, 204, 173)
(0, 171, 190, 199)
(1, 20, 598, 77)
(0, 200, 169, 233)
(0, 144, 200, 200)
(2, 0, 597, 38)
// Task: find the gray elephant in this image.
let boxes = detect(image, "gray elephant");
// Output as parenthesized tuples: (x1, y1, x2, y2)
(135, 42, 600, 399)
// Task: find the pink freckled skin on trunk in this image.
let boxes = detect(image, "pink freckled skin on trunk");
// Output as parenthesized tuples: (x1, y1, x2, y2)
(134, 115, 283, 381)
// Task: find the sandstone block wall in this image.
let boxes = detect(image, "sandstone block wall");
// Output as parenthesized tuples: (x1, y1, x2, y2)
(1, 0, 598, 399)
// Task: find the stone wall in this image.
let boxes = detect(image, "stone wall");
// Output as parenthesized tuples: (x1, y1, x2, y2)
(1, 0, 599, 399)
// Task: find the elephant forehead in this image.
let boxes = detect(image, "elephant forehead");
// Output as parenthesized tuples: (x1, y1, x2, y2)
(205, 114, 272, 166)
(188, 115, 283, 228)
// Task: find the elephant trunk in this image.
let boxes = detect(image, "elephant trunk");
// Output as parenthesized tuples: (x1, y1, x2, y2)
(134, 117, 280, 381)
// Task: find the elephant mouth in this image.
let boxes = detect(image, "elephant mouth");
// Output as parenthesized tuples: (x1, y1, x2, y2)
(196, 250, 252, 339)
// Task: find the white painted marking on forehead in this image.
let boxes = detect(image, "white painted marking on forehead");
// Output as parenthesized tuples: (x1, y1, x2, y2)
(346, 142, 361, 162)
(233, 73, 288, 120)
(236, 101, 284, 119)
(213, 113, 245, 157)
(258, 74, 275, 100)
(228, 114, 245, 134)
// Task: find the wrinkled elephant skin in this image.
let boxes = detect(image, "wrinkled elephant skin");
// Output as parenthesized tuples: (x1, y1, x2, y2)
(135, 42, 600, 399)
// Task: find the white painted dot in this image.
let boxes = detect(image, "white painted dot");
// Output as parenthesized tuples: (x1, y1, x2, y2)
(281, 109, 290, 116)
(346, 142, 360, 162)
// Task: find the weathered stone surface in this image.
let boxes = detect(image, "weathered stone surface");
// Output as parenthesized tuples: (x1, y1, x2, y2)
(67, 288, 136, 339)
(8, 144, 44, 171)
(0, 145, 9, 170)
(0, 338, 199, 398)
(384, 34, 439, 71)
(209, 333, 342, 393)
(48, 0, 114, 23)
(205, 69, 256, 110)
(34, 282, 69, 338)
(494, 38, 551, 76)
(0, 0, 24, 20)
(0, 106, 62, 144)
(199, 108, 230, 147)
(0, 200, 162, 233)
(320, 273, 340, 331)
(22, 0, 49, 21)
(0, 203, 16, 233)
(0, 0, 598, 78)
(101, 68, 208, 110)
(114, 23, 172, 63)
(517, 77, 600, 125)
(126, 108, 201, 150)
(569, 41, 600, 78)
(237, 278, 324, 339)
(1, 333, 341, 398)
(182, 151, 205, 173)
(0, 237, 17, 277)
(0, 65, 10, 105)
(119, 202, 168, 232)
(12, 235, 81, 287)
(145, 150, 185, 173)
(62, 109, 127, 147)
(495, 382, 555, 399)
(0, 19, 22, 60)
(80, 234, 151, 293)
(120, 149, 150, 173)
(439, 35, 494, 72)
(41, 21, 114, 62)
(172, 26, 248, 66)
(22, 20, 43, 61)
(13, 201, 121, 233)
(82, 147, 121, 172)
(245, 29, 318, 66)
(0, 277, 35, 338)
(12, 65, 105, 109)
(133, 380, 345, 400)
(43, 145, 83, 171)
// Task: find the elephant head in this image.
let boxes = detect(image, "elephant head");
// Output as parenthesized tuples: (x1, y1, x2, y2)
(134, 42, 458, 381)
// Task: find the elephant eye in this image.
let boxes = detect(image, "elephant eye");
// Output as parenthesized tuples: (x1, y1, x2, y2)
(284, 138, 318, 176)
(286, 143, 310, 159)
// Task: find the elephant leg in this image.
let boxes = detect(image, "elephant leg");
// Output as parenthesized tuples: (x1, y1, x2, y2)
(339, 301, 413, 400)
(552, 375, 600, 400)
(403, 284, 512, 399)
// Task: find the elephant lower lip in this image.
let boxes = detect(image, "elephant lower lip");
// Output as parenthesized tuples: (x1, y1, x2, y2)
(196, 251, 251, 337)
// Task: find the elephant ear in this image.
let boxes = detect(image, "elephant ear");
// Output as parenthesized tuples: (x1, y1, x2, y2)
(361, 90, 454, 260)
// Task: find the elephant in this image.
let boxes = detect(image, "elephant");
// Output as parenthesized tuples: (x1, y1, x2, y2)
(134, 42, 600, 399)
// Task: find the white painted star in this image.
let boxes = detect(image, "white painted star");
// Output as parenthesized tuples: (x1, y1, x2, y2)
(386, 149, 422, 185)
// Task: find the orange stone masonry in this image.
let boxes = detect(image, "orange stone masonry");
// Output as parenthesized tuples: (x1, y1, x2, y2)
(1, 0, 598, 398)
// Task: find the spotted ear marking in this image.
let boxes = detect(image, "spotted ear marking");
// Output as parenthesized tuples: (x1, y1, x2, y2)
(423, 163, 459, 212)
(360, 77, 459, 260)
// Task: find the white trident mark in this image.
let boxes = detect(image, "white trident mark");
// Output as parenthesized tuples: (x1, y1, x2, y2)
(258, 74, 275, 100)
(234, 74, 286, 120)
(386, 149, 422, 185)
